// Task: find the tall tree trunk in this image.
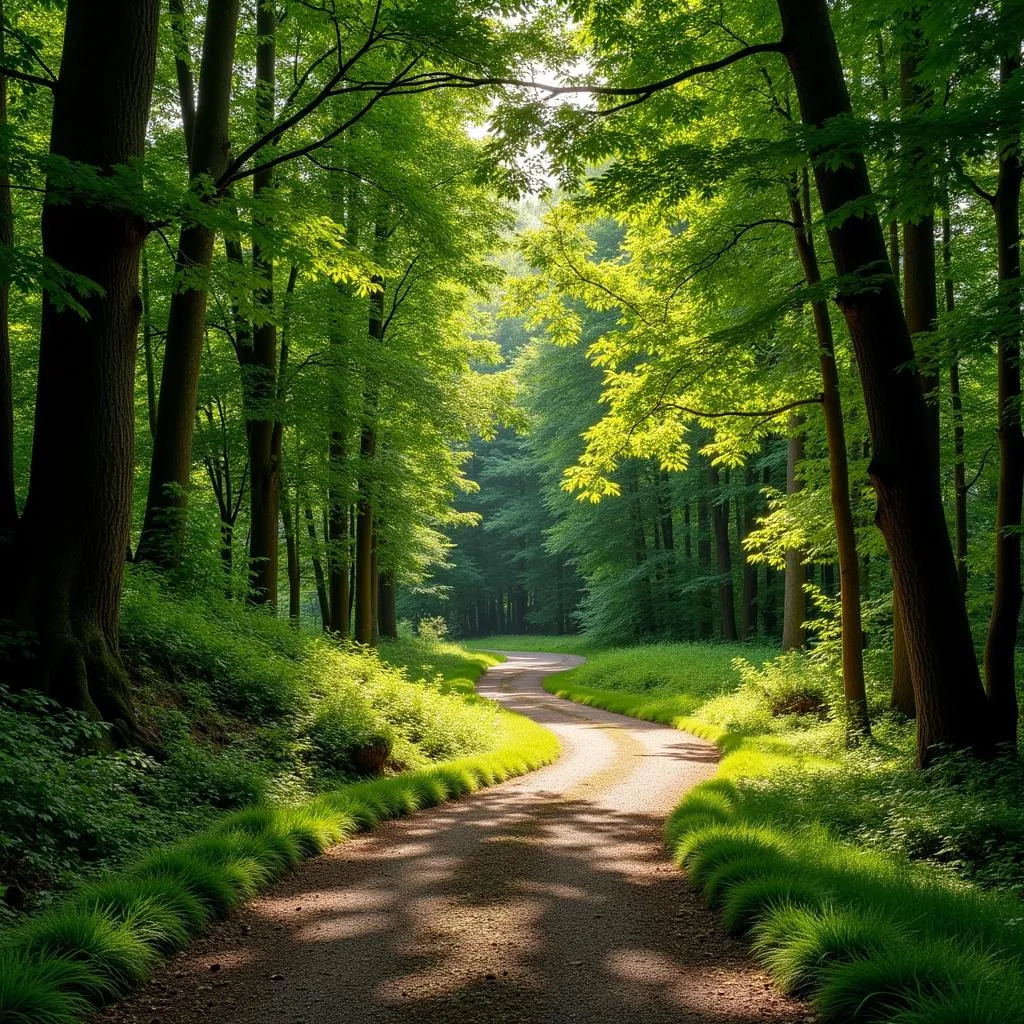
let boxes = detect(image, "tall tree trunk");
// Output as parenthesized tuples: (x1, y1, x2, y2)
(377, 571, 397, 639)
(0, 8, 15, 541)
(354, 239, 385, 645)
(944, 211, 968, 595)
(136, 0, 239, 565)
(304, 505, 330, 631)
(708, 463, 738, 641)
(4, 0, 158, 741)
(244, 0, 280, 607)
(275, 266, 299, 624)
(984, 47, 1024, 747)
(788, 173, 870, 740)
(778, 0, 992, 765)
(782, 420, 807, 650)
(740, 467, 759, 639)
(890, 26, 940, 718)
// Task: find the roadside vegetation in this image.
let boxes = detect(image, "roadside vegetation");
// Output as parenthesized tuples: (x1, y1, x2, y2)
(0, 582, 558, 1023)
(536, 639, 1024, 1022)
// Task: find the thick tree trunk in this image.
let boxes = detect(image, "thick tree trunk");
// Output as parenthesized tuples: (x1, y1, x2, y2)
(4, 0, 159, 742)
(789, 174, 870, 740)
(782, 420, 807, 651)
(889, 31, 939, 719)
(708, 463, 738, 641)
(136, 0, 239, 566)
(778, 0, 992, 765)
(740, 468, 758, 639)
(244, 0, 280, 607)
(984, 49, 1024, 747)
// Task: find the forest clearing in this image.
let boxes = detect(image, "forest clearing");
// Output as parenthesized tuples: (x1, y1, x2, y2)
(1, 0, 1024, 1021)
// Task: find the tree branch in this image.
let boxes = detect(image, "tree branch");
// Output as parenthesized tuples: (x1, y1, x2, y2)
(0, 63, 55, 89)
(664, 395, 822, 419)
(1, 19, 57, 82)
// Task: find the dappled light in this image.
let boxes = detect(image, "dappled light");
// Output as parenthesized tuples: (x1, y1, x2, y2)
(96, 655, 802, 1024)
(2, 0, 1023, 1021)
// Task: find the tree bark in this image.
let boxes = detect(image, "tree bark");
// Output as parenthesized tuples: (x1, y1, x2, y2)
(782, 419, 807, 651)
(740, 467, 758, 639)
(136, 0, 240, 566)
(0, 6, 15, 541)
(304, 505, 331, 631)
(984, 47, 1024, 747)
(378, 571, 397, 639)
(778, 0, 993, 766)
(889, 27, 940, 719)
(788, 173, 870, 740)
(4, 0, 159, 742)
(244, 0, 280, 607)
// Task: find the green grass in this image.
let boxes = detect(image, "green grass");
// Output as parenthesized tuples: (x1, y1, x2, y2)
(464, 634, 596, 655)
(0, 676, 558, 1022)
(542, 641, 772, 739)
(538, 638, 1024, 1024)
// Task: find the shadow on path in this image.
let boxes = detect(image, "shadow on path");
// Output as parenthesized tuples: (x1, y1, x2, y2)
(97, 653, 806, 1024)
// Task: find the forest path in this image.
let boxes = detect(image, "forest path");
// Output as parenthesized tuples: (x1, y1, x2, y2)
(98, 652, 807, 1024)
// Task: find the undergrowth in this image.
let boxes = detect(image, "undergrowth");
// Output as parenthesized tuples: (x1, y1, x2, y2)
(544, 640, 1024, 1023)
(0, 577, 560, 1023)
(0, 568, 508, 918)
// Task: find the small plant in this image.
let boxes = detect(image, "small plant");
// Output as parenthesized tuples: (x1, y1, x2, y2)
(416, 615, 449, 641)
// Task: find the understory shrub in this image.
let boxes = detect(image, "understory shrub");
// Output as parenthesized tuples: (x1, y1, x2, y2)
(1, 570, 506, 919)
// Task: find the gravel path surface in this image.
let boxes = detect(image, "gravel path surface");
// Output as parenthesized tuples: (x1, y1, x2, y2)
(98, 652, 809, 1024)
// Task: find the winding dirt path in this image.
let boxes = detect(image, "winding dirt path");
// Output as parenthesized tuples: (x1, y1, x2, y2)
(99, 652, 808, 1024)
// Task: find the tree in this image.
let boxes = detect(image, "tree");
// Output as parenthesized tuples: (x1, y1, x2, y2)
(0, 0, 160, 741)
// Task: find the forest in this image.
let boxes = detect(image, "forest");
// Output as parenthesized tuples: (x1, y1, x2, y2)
(1, 1, 1024, 1023)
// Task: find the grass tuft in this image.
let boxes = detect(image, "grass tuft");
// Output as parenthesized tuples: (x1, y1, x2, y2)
(752, 904, 901, 994)
(718, 874, 831, 936)
(10, 906, 157, 999)
(885, 984, 1021, 1024)
(813, 941, 1002, 1022)
(0, 952, 98, 1023)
